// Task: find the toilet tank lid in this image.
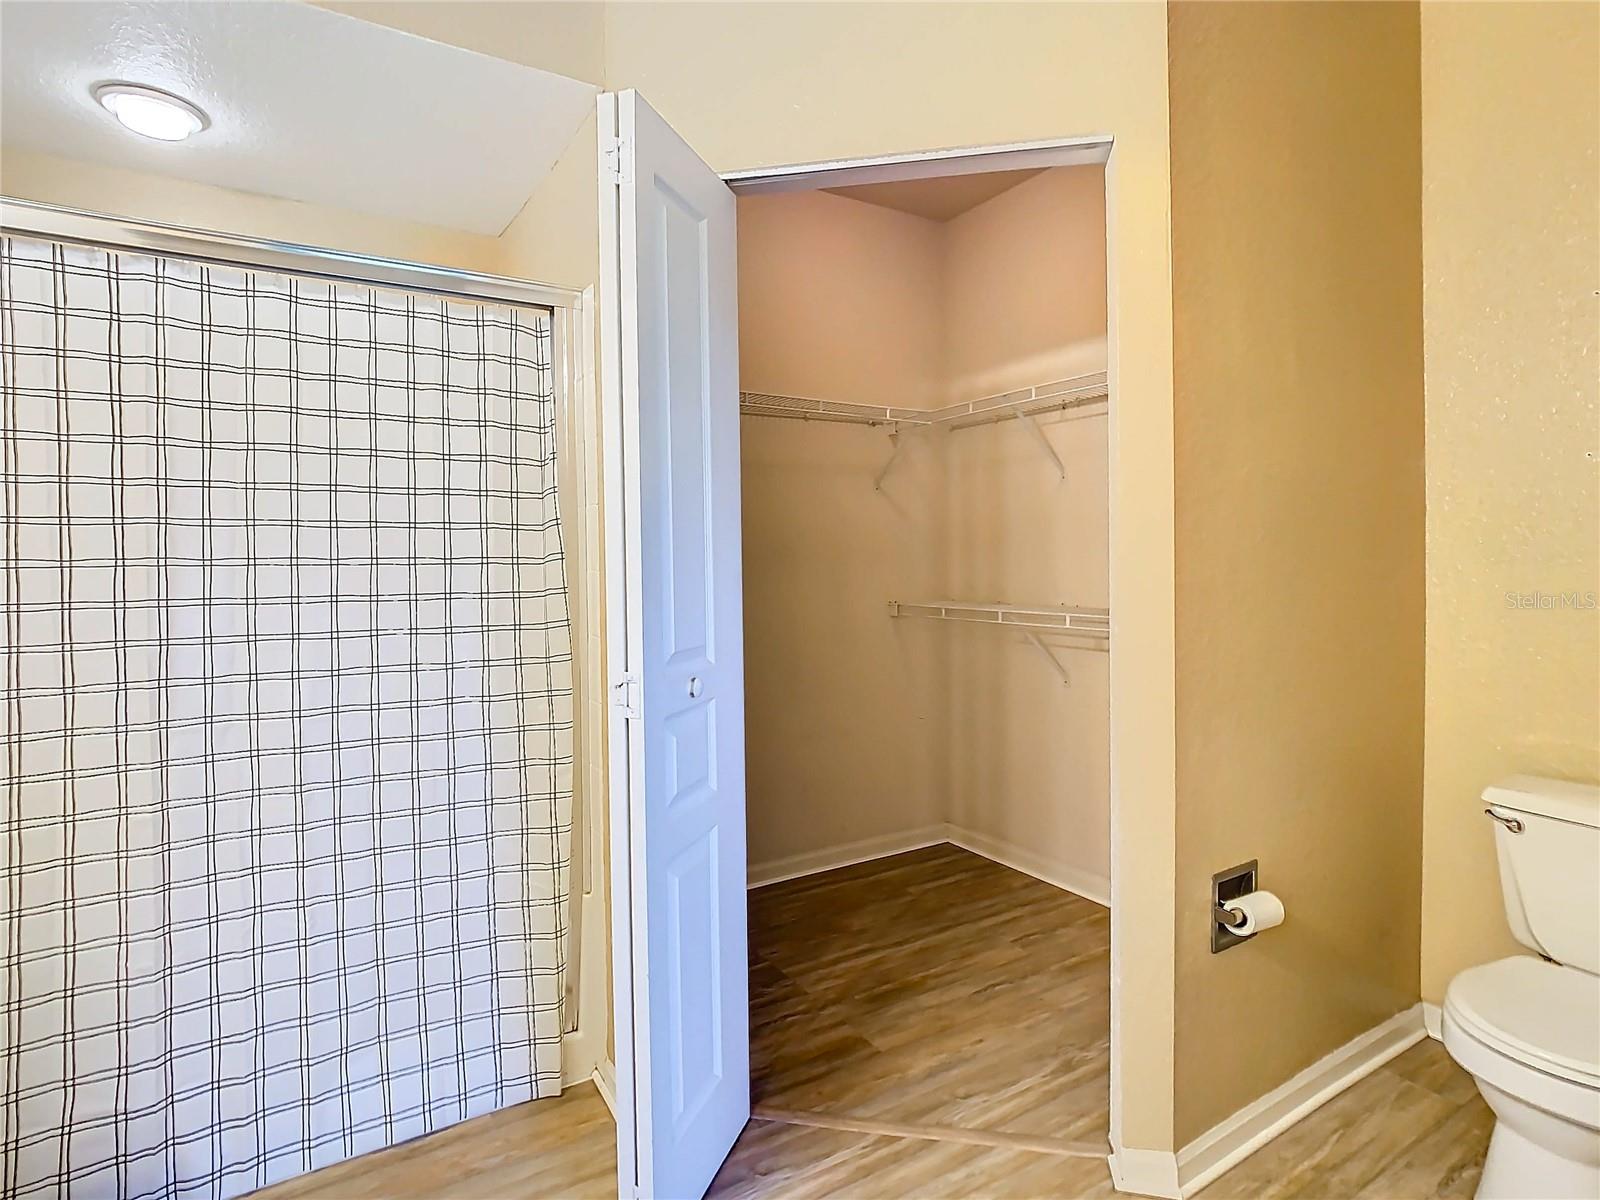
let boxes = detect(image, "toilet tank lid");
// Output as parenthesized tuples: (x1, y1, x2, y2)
(1482, 775, 1600, 829)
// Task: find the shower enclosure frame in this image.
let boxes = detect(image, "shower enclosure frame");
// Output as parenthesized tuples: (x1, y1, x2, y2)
(0, 194, 610, 1088)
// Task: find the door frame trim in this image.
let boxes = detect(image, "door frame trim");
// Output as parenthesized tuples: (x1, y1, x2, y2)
(721, 134, 1112, 193)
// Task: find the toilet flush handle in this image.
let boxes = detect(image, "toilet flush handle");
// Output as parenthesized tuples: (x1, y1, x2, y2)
(1484, 807, 1524, 834)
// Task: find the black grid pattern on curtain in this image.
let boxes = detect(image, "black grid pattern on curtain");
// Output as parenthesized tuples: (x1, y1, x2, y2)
(0, 235, 574, 1200)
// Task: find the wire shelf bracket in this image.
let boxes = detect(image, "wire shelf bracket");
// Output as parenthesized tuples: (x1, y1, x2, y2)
(1015, 410, 1066, 480)
(874, 429, 907, 491)
(1022, 631, 1072, 686)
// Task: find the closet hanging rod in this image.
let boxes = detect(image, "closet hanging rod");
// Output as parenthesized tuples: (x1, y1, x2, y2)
(887, 600, 1111, 638)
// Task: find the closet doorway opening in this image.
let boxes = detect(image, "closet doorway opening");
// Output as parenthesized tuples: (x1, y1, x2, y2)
(727, 140, 1116, 1158)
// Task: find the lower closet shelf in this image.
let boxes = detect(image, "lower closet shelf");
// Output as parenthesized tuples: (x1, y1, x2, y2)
(887, 600, 1110, 637)
(887, 600, 1109, 686)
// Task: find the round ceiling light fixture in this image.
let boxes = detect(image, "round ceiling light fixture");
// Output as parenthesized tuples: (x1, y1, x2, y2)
(92, 82, 208, 142)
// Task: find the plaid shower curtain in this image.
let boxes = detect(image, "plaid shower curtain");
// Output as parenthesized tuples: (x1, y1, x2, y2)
(0, 236, 573, 1199)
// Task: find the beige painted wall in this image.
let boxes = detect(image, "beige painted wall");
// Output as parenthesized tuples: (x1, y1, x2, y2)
(311, 1, 605, 84)
(1419, 2, 1600, 1004)
(737, 189, 950, 867)
(0, 146, 504, 271)
(738, 190, 945, 409)
(941, 166, 1109, 404)
(1167, 1, 1425, 1146)
(942, 168, 1110, 892)
(742, 417, 950, 865)
(604, 2, 1178, 1154)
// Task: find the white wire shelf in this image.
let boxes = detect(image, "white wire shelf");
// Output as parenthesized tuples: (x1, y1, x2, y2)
(930, 374, 1109, 430)
(888, 600, 1110, 636)
(888, 600, 1110, 686)
(738, 391, 937, 426)
(739, 371, 1108, 431)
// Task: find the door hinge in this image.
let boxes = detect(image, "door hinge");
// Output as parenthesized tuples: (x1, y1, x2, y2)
(601, 136, 631, 186)
(611, 672, 641, 719)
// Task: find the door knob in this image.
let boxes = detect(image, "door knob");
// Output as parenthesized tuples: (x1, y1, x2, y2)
(687, 676, 703, 698)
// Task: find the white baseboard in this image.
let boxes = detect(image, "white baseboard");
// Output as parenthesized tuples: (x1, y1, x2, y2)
(1423, 1001, 1442, 1040)
(1173, 1002, 1427, 1196)
(747, 825, 950, 889)
(591, 1059, 617, 1118)
(562, 1026, 601, 1088)
(1109, 1146, 1181, 1198)
(943, 824, 1111, 908)
(747, 821, 1111, 908)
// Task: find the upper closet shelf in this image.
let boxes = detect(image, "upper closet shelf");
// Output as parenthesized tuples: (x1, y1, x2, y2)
(738, 392, 938, 426)
(931, 373, 1109, 431)
(739, 371, 1108, 431)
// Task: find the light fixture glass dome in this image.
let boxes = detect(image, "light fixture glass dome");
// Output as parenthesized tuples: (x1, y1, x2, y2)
(93, 83, 208, 142)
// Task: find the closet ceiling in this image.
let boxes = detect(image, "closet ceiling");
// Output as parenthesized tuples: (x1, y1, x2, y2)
(0, 0, 597, 235)
(824, 168, 1046, 222)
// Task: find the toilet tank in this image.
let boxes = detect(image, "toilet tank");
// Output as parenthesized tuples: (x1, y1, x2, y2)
(1483, 775, 1600, 974)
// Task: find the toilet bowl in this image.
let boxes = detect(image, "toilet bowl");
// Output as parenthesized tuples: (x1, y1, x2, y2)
(1441, 777, 1600, 1200)
(1443, 957, 1600, 1199)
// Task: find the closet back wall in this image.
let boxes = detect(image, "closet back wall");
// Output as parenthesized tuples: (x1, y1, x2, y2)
(942, 167, 1110, 899)
(738, 191, 949, 876)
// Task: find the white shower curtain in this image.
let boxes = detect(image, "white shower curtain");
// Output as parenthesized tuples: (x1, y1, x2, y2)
(0, 236, 574, 1199)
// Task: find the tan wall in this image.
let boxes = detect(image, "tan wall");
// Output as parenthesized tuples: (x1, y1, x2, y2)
(605, 1, 1179, 1153)
(1419, 2, 1600, 1003)
(1167, 0, 1425, 1145)
(311, 1, 605, 84)
(738, 190, 946, 409)
(741, 417, 950, 865)
(737, 190, 950, 868)
(0, 146, 504, 271)
(941, 166, 1109, 403)
(941, 168, 1110, 892)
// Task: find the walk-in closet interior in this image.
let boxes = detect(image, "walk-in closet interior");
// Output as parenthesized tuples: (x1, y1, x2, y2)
(737, 165, 1113, 1146)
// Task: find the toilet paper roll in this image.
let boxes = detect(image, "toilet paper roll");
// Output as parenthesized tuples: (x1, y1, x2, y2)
(1222, 890, 1285, 936)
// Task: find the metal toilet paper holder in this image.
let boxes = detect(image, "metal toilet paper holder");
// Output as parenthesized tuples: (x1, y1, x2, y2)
(1211, 859, 1258, 953)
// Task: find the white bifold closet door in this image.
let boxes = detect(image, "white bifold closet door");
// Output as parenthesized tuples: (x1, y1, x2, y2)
(0, 236, 573, 1200)
(600, 89, 749, 1200)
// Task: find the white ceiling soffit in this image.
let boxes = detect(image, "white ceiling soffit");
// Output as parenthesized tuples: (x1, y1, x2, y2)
(0, 1, 598, 236)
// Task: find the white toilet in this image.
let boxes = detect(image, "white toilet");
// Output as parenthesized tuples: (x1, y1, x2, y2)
(1442, 775, 1600, 1200)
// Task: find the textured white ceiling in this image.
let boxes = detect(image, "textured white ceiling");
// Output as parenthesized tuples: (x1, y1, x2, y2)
(0, 1, 598, 235)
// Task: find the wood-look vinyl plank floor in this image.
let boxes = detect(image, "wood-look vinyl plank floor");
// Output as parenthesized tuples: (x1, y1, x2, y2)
(244, 1082, 616, 1200)
(247, 1017, 1492, 1199)
(246, 836, 1492, 1200)
(1192, 1040, 1492, 1200)
(705, 1120, 1118, 1200)
(749, 844, 1111, 1146)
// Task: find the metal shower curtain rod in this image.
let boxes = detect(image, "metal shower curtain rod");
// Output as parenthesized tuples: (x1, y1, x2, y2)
(0, 196, 579, 312)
